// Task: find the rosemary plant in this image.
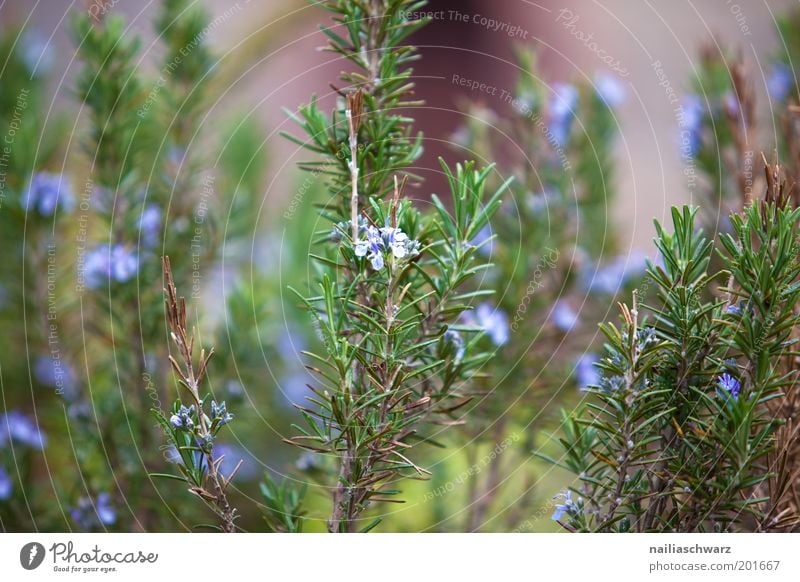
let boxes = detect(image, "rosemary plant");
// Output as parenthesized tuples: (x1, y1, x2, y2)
(283, 0, 508, 532)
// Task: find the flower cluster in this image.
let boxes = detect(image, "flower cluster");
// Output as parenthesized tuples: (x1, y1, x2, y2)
(83, 244, 139, 289)
(70, 492, 116, 530)
(24, 172, 75, 216)
(354, 225, 420, 270)
(551, 489, 581, 522)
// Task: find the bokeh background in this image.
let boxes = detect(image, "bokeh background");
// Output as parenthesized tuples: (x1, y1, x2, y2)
(0, 0, 795, 532)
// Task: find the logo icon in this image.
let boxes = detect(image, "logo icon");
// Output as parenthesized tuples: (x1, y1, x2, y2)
(20, 542, 46, 570)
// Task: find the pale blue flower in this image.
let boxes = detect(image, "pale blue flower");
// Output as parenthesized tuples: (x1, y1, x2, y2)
(354, 224, 418, 270)
(211, 400, 234, 427)
(444, 329, 466, 363)
(575, 353, 600, 390)
(594, 72, 626, 108)
(34, 355, 78, 396)
(768, 63, 793, 102)
(680, 95, 704, 159)
(583, 252, 647, 296)
(0, 466, 12, 500)
(0, 411, 47, 450)
(717, 373, 741, 401)
(552, 300, 579, 332)
(169, 405, 195, 431)
(469, 224, 494, 257)
(463, 302, 509, 346)
(279, 372, 311, 408)
(552, 489, 579, 521)
(71, 492, 116, 529)
(139, 205, 161, 248)
(549, 83, 578, 147)
(84, 244, 139, 288)
(24, 172, 74, 216)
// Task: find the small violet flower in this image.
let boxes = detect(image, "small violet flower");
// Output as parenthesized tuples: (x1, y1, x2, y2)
(679, 95, 704, 160)
(71, 492, 116, 529)
(24, 172, 75, 216)
(594, 72, 626, 108)
(210, 400, 234, 427)
(139, 205, 161, 248)
(354, 224, 419, 270)
(169, 404, 195, 431)
(717, 373, 741, 401)
(549, 83, 578, 147)
(767, 63, 793, 102)
(575, 353, 600, 390)
(552, 489, 579, 522)
(552, 300, 579, 333)
(0, 466, 12, 500)
(83, 244, 139, 289)
(443, 329, 466, 364)
(463, 302, 510, 347)
(0, 411, 47, 450)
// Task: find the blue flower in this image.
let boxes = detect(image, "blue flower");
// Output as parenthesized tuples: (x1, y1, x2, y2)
(463, 302, 510, 346)
(726, 304, 741, 315)
(0, 466, 12, 500)
(583, 252, 647, 296)
(0, 411, 47, 450)
(71, 492, 116, 529)
(575, 353, 600, 390)
(594, 72, 626, 108)
(552, 300, 579, 333)
(139, 205, 161, 248)
(83, 244, 139, 289)
(279, 372, 311, 408)
(549, 83, 578, 147)
(24, 172, 75, 216)
(552, 489, 579, 522)
(768, 63, 793, 102)
(679, 95, 704, 160)
(469, 224, 495, 257)
(213, 443, 259, 481)
(717, 373, 741, 401)
(20, 30, 54, 76)
(169, 405, 195, 431)
(354, 224, 419, 270)
(34, 355, 78, 396)
(211, 400, 234, 427)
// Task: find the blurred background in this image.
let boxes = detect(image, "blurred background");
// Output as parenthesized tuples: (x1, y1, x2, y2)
(3, 0, 794, 250)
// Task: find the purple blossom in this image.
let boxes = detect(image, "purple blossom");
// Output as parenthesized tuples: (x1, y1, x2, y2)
(552, 489, 579, 521)
(463, 302, 509, 347)
(679, 95, 704, 160)
(469, 224, 495, 257)
(34, 355, 77, 396)
(594, 72, 626, 108)
(83, 244, 139, 289)
(279, 372, 312, 408)
(71, 492, 116, 529)
(717, 373, 741, 401)
(24, 172, 74, 216)
(213, 443, 259, 481)
(139, 205, 161, 248)
(575, 353, 600, 390)
(0, 466, 12, 500)
(552, 300, 579, 332)
(549, 83, 578, 147)
(354, 225, 419, 270)
(726, 304, 741, 315)
(583, 252, 647, 296)
(768, 63, 793, 102)
(169, 405, 195, 431)
(0, 411, 47, 450)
